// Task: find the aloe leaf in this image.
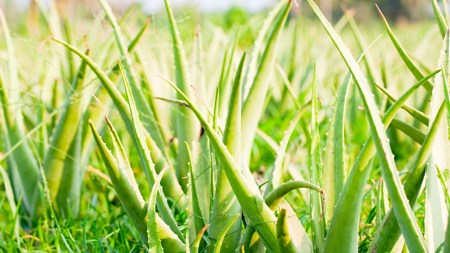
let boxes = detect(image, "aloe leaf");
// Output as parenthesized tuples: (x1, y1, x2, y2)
(213, 214, 241, 253)
(131, 20, 172, 152)
(309, 65, 325, 253)
(369, 35, 449, 250)
(323, 54, 360, 222)
(0, 8, 41, 218)
(307, 1, 427, 251)
(265, 180, 322, 209)
(276, 64, 301, 110)
(54, 124, 83, 217)
(244, 178, 320, 252)
(99, 0, 171, 171)
(369, 102, 447, 252)
(119, 62, 184, 242)
(52, 38, 184, 204)
(90, 118, 148, 244)
(346, 13, 380, 103)
(186, 143, 205, 242)
(322, 41, 382, 220)
(90, 119, 184, 251)
(163, 78, 280, 252)
(432, 0, 448, 38)
(163, 0, 199, 191)
(377, 5, 433, 93)
(389, 118, 426, 144)
(209, 53, 246, 252)
(218, 40, 237, 119)
(444, 69, 450, 140)
(425, 30, 450, 251)
(192, 225, 209, 253)
(375, 82, 429, 125)
(275, 208, 297, 253)
(44, 50, 89, 214)
(241, 0, 292, 164)
(270, 101, 311, 190)
(147, 169, 165, 253)
(242, 0, 286, 99)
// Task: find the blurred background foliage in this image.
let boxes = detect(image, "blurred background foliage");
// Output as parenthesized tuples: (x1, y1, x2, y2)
(0, 0, 439, 24)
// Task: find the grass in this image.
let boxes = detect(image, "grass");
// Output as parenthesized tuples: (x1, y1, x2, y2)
(0, 0, 450, 252)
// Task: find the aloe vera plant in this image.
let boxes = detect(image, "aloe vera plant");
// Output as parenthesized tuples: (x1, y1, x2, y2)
(2, 0, 450, 252)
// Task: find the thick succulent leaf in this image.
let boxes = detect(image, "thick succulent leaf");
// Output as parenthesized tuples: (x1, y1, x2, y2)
(44, 51, 89, 209)
(209, 53, 246, 251)
(0, 8, 41, 217)
(120, 62, 184, 242)
(213, 215, 240, 253)
(241, 0, 292, 163)
(276, 208, 297, 253)
(164, 78, 280, 252)
(377, 5, 433, 93)
(307, 0, 428, 251)
(163, 0, 199, 191)
(90, 120, 184, 250)
(52, 38, 184, 204)
(432, 0, 448, 38)
(369, 102, 446, 252)
(425, 29, 450, 252)
(147, 169, 165, 253)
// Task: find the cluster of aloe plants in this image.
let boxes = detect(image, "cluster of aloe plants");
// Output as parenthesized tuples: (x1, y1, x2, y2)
(1, 0, 450, 251)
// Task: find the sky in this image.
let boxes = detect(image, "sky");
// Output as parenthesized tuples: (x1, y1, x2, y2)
(7, 0, 278, 12)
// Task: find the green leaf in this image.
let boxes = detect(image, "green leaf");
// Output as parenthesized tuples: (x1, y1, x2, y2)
(90, 119, 185, 251)
(163, 0, 199, 191)
(209, 53, 246, 251)
(163, 77, 280, 252)
(147, 169, 165, 253)
(241, 0, 292, 163)
(375, 82, 429, 125)
(276, 208, 297, 253)
(369, 102, 447, 252)
(119, 61, 184, 242)
(0, 8, 41, 218)
(377, 5, 433, 93)
(213, 214, 241, 253)
(307, 0, 428, 251)
(432, 0, 448, 38)
(44, 50, 89, 214)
